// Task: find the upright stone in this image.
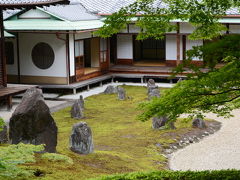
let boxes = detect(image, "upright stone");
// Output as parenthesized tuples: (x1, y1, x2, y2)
(117, 87, 126, 100)
(192, 118, 207, 129)
(71, 100, 84, 119)
(79, 95, 84, 109)
(148, 89, 160, 100)
(9, 88, 57, 153)
(147, 79, 158, 93)
(69, 122, 94, 154)
(147, 79, 160, 99)
(104, 85, 117, 94)
(152, 116, 168, 129)
(152, 116, 175, 129)
(0, 125, 8, 144)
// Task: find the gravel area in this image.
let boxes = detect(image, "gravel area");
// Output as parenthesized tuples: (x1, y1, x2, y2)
(170, 109, 240, 170)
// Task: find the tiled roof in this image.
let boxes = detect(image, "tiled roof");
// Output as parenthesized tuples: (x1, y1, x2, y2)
(77, 0, 135, 14)
(3, 9, 21, 20)
(78, 0, 240, 15)
(43, 2, 100, 21)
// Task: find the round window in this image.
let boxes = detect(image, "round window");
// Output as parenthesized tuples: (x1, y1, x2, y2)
(32, 42, 55, 69)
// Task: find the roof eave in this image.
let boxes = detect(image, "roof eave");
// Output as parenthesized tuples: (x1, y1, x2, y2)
(0, 0, 69, 10)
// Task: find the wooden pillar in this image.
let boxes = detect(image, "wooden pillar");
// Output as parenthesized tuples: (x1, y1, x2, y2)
(7, 96, 12, 111)
(226, 23, 230, 34)
(182, 35, 186, 60)
(0, 8, 7, 87)
(176, 22, 181, 66)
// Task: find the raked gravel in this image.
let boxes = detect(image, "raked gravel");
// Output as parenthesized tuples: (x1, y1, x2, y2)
(170, 109, 240, 170)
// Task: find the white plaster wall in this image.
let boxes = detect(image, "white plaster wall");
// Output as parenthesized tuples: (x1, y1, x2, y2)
(117, 35, 133, 59)
(229, 25, 240, 34)
(186, 37, 203, 61)
(6, 38, 18, 75)
(166, 35, 183, 61)
(19, 33, 67, 77)
(180, 22, 195, 34)
(129, 24, 141, 33)
(75, 32, 92, 40)
(69, 34, 75, 76)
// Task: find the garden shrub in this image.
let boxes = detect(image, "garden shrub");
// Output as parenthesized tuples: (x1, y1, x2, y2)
(0, 117, 4, 131)
(94, 170, 240, 180)
(41, 153, 73, 164)
(0, 143, 44, 179)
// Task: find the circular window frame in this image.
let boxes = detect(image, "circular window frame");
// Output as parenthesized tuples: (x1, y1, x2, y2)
(31, 42, 55, 70)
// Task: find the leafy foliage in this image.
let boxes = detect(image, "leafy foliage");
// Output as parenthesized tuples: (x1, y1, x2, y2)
(0, 117, 4, 131)
(97, 1, 240, 123)
(92, 170, 240, 180)
(97, 0, 237, 40)
(0, 143, 44, 179)
(138, 58, 240, 124)
(136, 35, 240, 123)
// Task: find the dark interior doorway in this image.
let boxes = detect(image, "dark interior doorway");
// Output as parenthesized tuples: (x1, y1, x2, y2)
(133, 36, 166, 62)
(84, 39, 91, 67)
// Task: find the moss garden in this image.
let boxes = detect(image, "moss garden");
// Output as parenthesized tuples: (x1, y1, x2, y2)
(0, 86, 222, 180)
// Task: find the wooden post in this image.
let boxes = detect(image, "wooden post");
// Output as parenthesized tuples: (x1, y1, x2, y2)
(176, 22, 181, 66)
(0, 8, 7, 87)
(226, 23, 230, 34)
(7, 96, 12, 111)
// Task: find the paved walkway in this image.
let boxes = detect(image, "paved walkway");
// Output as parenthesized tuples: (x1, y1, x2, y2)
(170, 109, 240, 170)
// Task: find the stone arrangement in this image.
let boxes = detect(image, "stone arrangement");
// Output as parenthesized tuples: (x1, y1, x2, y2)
(104, 85, 118, 94)
(147, 79, 160, 99)
(71, 96, 85, 119)
(69, 122, 94, 154)
(117, 87, 126, 100)
(0, 125, 8, 144)
(9, 88, 58, 153)
(192, 118, 207, 129)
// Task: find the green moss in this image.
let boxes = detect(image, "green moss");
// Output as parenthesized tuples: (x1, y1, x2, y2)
(21, 86, 203, 180)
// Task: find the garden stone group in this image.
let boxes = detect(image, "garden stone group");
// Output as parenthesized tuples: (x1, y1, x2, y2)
(0, 82, 208, 157)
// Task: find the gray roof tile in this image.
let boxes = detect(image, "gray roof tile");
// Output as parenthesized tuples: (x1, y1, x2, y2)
(43, 3, 100, 21)
(78, 0, 240, 15)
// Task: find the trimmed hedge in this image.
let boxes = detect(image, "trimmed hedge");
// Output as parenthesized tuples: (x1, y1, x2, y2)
(93, 170, 240, 180)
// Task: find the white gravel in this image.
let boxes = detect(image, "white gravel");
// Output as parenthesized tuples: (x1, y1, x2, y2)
(170, 109, 240, 170)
